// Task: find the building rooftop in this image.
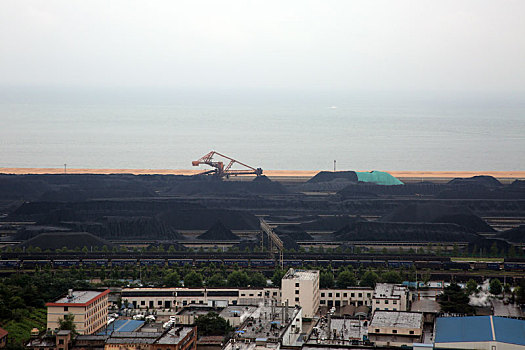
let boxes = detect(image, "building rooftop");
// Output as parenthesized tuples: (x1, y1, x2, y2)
(106, 332, 162, 344)
(435, 316, 525, 346)
(98, 319, 144, 335)
(49, 290, 108, 305)
(283, 269, 318, 281)
(308, 317, 368, 344)
(220, 305, 260, 324)
(373, 284, 406, 299)
(370, 311, 423, 329)
(156, 327, 194, 345)
(234, 304, 300, 341)
(411, 299, 440, 314)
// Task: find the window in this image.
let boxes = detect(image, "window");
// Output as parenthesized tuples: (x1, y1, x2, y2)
(64, 307, 68, 312)
(295, 290, 299, 294)
(320, 300, 326, 304)
(321, 293, 325, 297)
(358, 293, 362, 297)
(295, 297, 299, 302)
(409, 331, 414, 335)
(392, 330, 397, 334)
(249, 294, 254, 297)
(273, 292, 277, 296)
(158, 300, 163, 305)
(295, 283, 300, 287)
(351, 293, 355, 297)
(393, 308, 397, 311)
(375, 329, 380, 333)
(336, 293, 340, 297)
(58, 340, 64, 345)
(367, 293, 371, 298)
(328, 293, 332, 297)
(393, 300, 397, 304)
(385, 300, 389, 304)
(385, 308, 388, 310)
(375, 300, 379, 304)
(141, 301, 146, 305)
(343, 293, 347, 297)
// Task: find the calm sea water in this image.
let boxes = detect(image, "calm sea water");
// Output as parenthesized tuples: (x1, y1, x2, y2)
(1, 89, 524, 171)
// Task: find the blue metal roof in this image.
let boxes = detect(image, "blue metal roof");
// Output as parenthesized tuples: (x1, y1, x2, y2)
(493, 316, 525, 346)
(98, 320, 145, 335)
(435, 316, 525, 345)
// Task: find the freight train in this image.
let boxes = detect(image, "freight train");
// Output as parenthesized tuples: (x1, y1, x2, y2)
(1, 256, 524, 271)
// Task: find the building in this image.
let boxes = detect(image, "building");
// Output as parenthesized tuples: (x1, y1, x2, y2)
(368, 311, 423, 347)
(46, 289, 110, 335)
(372, 284, 409, 312)
(120, 287, 280, 310)
(307, 316, 368, 346)
(150, 326, 196, 350)
(435, 316, 525, 350)
(281, 269, 319, 318)
(319, 287, 373, 307)
(0, 328, 8, 348)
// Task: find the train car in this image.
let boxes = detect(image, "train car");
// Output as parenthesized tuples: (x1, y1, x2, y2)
(250, 259, 275, 268)
(330, 260, 346, 268)
(82, 259, 109, 267)
(415, 260, 443, 270)
(316, 260, 331, 266)
(167, 259, 193, 267)
(303, 259, 318, 267)
(345, 260, 360, 268)
(487, 262, 501, 271)
(283, 259, 302, 267)
(388, 261, 414, 269)
(443, 262, 470, 270)
(504, 262, 525, 271)
(139, 259, 166, 267)
(194, 259, 210, 267)
(473, 262, 488, 270)
(0, 260, 19, 269)
(371, 260, 387, 268)
(53, 259, 81, 268)
(22, 259, 51, 268)
(223, 259, 250, 268)
(111, 259, 137, 267)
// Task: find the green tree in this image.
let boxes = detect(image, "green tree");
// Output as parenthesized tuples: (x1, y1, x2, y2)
(81, 246, 89, 254)
(163, 271, 181, 287)
(58, 313, 77, 335)
(489, 279, 502, 295)
(466, 279, 478, 295)
(360, 270, 379, 288)
(271, 269, 285, 287)
(380, 271, 402, 284)
(438, 283, 474, 314)
(320, 271, 335, 288)
(207, 273, 226, 287)
(336, 270, 356, 288)
(194, 312, 234, 336)
(184, 271, 203, 288)
(490, 242, 499, 257)
(227, 271, 250, 287)
(249, 272, 267, 287)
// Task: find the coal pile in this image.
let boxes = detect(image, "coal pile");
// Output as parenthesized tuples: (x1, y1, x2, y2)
(338, 182, 444, 198)
(65, 216, 182, 240)
(157, 208, 259, 230)
(19, 232, 114, 250)
(307, 171, 358, 183)
(299, 215, 365, 231)
(274, 225, 313, 241)
(252, 175, 272, 183)
(13, 225, 72, 241)
(334, 222, 481, 242)
(165, 178, 288, 195)
(497, 225, 525, 243)
(381, 203, 495, 233)
(448, 175, 502, 187)
(197, 221, 240, 240)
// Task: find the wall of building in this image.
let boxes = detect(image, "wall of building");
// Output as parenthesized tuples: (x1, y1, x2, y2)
(319, 288, 373, 307)
(281, 270, 319, 319)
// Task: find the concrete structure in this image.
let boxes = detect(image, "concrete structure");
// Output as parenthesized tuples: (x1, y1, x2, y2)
(121, 287, 280, 310)
(0, 328, 7, 348)
(372, 283, 409, 312)
(319, 288, 373, 307)
(46, 289, 110, 335)
(435, 316, 525, 350)
(172, 305, 219, 325)
(281, 269, 319, 318)
(368, 311, 423, 347)
(226, 303, 302, 347)
(219, 305, 260, 327)
(307, 316, 368, 346)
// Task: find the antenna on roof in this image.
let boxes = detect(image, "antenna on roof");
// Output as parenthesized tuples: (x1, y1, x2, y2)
(333, 160, 336, 172)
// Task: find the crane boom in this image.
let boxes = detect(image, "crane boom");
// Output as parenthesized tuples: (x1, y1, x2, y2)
(192, 151, 263, 179)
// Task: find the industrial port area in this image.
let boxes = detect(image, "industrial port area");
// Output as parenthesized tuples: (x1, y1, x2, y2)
(1, 152, 525, 350)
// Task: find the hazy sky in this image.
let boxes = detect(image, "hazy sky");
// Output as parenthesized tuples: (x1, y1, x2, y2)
(1, 0, 524, 94)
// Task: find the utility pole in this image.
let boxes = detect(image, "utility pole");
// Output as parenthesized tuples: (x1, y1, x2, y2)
(333, 160, 336, 172)
(64, 164, 67, 174)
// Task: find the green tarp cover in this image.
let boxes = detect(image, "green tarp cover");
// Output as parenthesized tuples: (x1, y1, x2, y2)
(355, 171, 403, 185)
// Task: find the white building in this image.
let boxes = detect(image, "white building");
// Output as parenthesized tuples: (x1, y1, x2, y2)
(368, 311, 423, 347)
(281, 269, 320, 318)
(372, 283, 409, 312)
(319, 287, 373, 307)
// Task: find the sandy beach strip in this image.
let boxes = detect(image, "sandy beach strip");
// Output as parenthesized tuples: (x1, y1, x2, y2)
(0, 168, 524, 180)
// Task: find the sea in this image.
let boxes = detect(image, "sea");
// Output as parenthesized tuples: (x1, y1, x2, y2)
(0, 88, 524, 171)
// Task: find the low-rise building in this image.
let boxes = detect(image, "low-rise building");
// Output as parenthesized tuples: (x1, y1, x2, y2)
(46, 289, 110, 335)
(372, 284, 409, 312)
(307, 316, 368, 346)
(281, 269, 319, 318)
(0, 327, 8, 348)
(435, 316, 525, 350)
(319, 288, 373, 308)
(121, 287, 280, 310)
(368, 311, 423, 347)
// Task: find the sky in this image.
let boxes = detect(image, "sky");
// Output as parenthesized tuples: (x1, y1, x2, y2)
(1, 0, 524, 95)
